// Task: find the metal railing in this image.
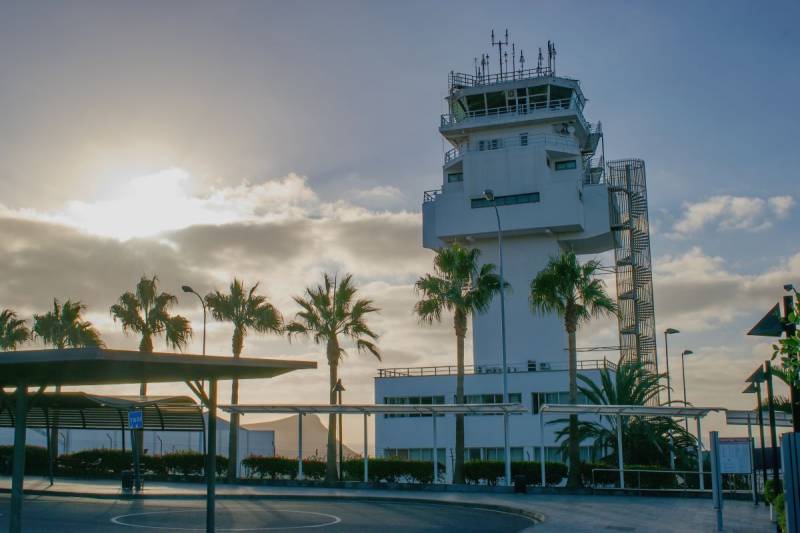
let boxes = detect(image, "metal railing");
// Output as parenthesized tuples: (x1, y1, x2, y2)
(377, 358, 615, 378)
(441, 97, 581, 128)
(591, 468, 715, 492)
(448, 67, 581, 90)
(423, 189, 441, 203)
(444, 147, 462, 164)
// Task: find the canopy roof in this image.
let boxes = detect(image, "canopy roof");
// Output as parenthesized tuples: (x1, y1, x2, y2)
(0, 392, 204, 431)
(726, 409, 792, 427)
(221, 403, 528, 415)
(0, 347, 316, 387)
(539, 404, 724, 417)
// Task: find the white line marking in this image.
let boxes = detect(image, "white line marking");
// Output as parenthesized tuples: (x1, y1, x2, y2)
(110, 508, 341, 531)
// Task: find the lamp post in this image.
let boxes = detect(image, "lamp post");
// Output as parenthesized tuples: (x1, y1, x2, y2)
(664, 328, 679, 470)
(483, 189, 511, 486)
(681, 350, 694, 430)
(182, 285, 207, 356)
(332, 378, 346, 480)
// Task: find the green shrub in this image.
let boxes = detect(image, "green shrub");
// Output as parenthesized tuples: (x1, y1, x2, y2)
(162, 451, 227, 477)
(463, 461, 567, 486)
(241, 456, 445, 483)
(765, 478, 780, 504)
(0, 445, 49, 476)
(775, 493, 786, 532)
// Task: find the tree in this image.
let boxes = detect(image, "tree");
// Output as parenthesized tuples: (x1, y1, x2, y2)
(552, 362, 694, 469)
(414, 243, 503, 484)
(205, 279, 283, 482)
(33, 299, 104, 468)
(110, 275, 192, 395)
(287, 273, 380, 481)
(0, 308, 31, 351)
(530, 250, 616, 487)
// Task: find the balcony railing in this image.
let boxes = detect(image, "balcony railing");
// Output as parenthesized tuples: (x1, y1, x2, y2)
(444, 133, 580, 165)
(441, 97, 582, 128)
(377, 358, 615, 378)
(423, 189, 441, 203)
(448, 67, 580, 90)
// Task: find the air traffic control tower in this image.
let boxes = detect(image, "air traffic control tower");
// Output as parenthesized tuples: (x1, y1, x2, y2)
(375, 37, 658, 471)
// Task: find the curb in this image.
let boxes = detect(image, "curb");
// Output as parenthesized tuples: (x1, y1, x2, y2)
(0, 487, 545, 524)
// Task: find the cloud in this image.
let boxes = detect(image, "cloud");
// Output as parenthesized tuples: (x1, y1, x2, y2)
(668, 195, 794, 238)
(351, 185, 406, 210)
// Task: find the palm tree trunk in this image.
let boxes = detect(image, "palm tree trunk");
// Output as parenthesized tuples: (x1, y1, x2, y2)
(227, 327, 244, 483)
(454, 309, 467, 484)
(566, 323, 581, 488)
(137, 334, 153, 458)
(326, 338, 340, 482)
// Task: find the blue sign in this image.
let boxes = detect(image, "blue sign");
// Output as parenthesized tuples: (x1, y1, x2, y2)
(128, 410, 143, 430)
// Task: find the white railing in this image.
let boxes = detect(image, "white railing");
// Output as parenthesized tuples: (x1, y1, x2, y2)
(443, 133, 580, 164)
(378, 359, 616, 378)
(441, 97, 581, 128)
(448, 67, 580, 89)
(423, 189, 441, 203)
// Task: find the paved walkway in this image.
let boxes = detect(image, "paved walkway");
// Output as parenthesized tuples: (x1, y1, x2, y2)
(0, 476, 773, 532)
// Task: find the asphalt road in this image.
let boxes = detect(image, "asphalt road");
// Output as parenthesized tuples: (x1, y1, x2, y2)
(0, 496, 536, 532)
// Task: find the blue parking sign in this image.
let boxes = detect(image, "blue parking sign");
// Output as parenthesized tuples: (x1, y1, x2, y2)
(128, 410, 143, 429)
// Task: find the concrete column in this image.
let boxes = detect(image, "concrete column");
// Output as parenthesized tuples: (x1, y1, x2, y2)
(697, 416, 704, 491)
(297, 413, 304, 480)
(206, 379, 217, 533)
(432, 413, 438, 484)
(539, 412, 546, 487)
(10, 383, 28, 533)
(363, 413, 369, 483)
(616, 414, 624, 489)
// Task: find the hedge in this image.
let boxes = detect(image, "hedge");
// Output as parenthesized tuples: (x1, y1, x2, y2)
(56, 449, 227, 478)
(0, 445, 49, 476)
(463, 460, 567, 486)
(242, 456, 445, 483)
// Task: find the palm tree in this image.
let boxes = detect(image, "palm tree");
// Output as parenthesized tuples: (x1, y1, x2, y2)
(287, 273, 380, 481)
(110, 275, 192, 395)
(414, 243, 503, 484)
(0, 308, 31, 351)
(33, 299, 104, 470)
(552, 362, 694, 469)
(530, 250, 616, 487)
(205, 279, 283, 482)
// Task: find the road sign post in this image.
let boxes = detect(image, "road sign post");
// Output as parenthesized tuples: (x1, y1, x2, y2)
(128, 410, 143, 491)
(710, 431, 723, 532)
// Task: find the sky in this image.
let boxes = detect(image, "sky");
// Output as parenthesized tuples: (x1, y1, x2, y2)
(1, 0, 799, 449)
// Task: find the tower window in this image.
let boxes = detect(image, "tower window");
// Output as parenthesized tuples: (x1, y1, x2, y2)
(471, 192, 540, 209)
(555, 160, 577, 171)
(447, 172, 463, 183)
(520, 133, 528, 146)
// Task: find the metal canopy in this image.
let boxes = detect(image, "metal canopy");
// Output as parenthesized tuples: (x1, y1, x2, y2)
(220, 403, 529, 415)
(727, 409, 792, 428)
(0, 392, 204, 431)
(0, 347, 316, 387)
(539, 403, 724, 417)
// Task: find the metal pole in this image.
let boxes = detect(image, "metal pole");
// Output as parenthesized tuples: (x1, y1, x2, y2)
(539, 411, 546, 487)
(697, 417, 704, 491)
(664, 331, 672, 405)
(338, 390, 343, 480)
(363, 414, 369, 483)
(298, 413, 303, 480)
(710, 431, 723, 531)
(492, 200, 511, 487)
(206, 379, 217, 533)
(755, 382, 768, 490)
(682, 353, 689, 430)
(747, 414, 757, 505)
(10, 383, 28, 533)
(765, 361, 779, 484)
(782, 294, 800, 432)
(130, 425, 141, 491)
(616, 413, 625, 489)
(432, 412, 438, 484)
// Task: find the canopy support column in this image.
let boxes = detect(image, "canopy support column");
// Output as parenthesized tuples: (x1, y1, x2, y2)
(206, 379, 217, 533)
(539, 412, 546, 487)
(10, 382, 28, 533)
(617, 413, 625, 489)
(697, 416, 704, 490)
(432, 413, 437, 484)
(297, 413, 303, 480)
(364, 413, 369, 483)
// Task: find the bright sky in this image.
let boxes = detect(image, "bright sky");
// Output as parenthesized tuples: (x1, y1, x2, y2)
(1, 0, 799, 448)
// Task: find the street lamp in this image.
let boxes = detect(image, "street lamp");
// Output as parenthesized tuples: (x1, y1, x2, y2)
(483, 189, 511, 487)
(332, 378, 346, 480)
(681, 350, 694, 430)
(182, 285, 207, 356)
(663, 328, 679, 406)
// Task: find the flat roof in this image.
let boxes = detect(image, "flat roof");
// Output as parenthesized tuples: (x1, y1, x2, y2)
(220, 403, 529, 415)
(0, 347, 316, 387)
(726, 409, 792, 427)
(539, 404, 725, 417)
(0, 392, 204, 431)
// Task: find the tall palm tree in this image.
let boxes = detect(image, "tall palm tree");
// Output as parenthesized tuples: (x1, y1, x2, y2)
(287, 273, 380, 482)
(552, 362, 694, 469)
(110, 275, 192, 395)
(205, 279, 283, 482)
(33, 299, 104, 467)
(530, 250, 616, 487)
(414, 243, 503, 484)
(0, 308, 31, 351)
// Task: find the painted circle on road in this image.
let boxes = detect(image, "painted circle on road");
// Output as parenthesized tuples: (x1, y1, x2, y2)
(110, 508, 342, 531)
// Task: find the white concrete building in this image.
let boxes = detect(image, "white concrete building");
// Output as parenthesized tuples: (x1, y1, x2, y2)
(375, 39, 657, 476)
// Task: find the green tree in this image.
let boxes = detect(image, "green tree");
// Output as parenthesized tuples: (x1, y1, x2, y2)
(287, 273, 380, 482)
(110, 275, 192, 395)
(552, 362, 695, 468)
(33, 299, 104, 465)
(530, 250, 616, 487)
(414, 243, 503, 484)
(0, 308, 31, 351)
(205, 279, 283, 482)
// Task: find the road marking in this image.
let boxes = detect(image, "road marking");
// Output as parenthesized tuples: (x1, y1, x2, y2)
(110, 508, 341, 531)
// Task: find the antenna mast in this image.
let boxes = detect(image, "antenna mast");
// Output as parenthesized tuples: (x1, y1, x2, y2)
(491, 29, 509, 77)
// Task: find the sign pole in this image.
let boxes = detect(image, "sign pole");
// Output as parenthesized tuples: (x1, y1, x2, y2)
(710, 431, 723, 531)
